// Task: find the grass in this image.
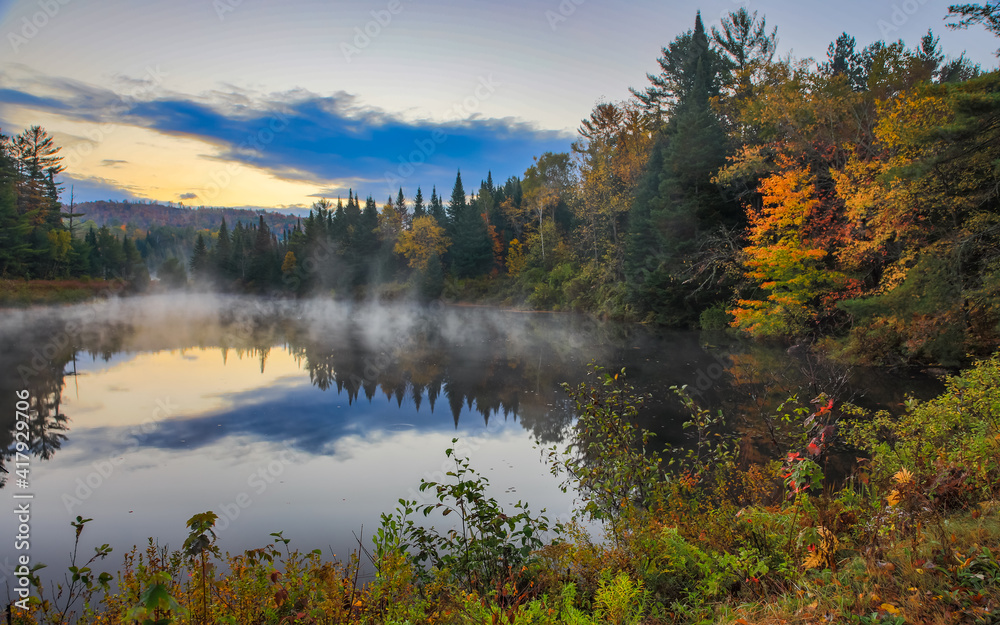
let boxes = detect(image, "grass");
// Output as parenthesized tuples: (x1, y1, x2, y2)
(0, 279, 126, 307)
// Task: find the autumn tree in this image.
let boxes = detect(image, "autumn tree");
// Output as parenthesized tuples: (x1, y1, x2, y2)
(731, 159, 848, 336)
(395, 215, 450, 273)
(522, 152, 575, 267)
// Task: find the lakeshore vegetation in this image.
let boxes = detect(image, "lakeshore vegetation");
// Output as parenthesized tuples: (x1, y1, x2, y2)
(11, 358, 1000, 624)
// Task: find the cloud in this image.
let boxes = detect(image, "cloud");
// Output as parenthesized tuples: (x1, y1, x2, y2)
(100, 159, 128, 167)
(58, 172, 146, 203)
(0, 70, 574, 200)
(177, 192, 198, 200)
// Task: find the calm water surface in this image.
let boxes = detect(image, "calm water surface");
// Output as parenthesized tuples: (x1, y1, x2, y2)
(0, 295, 941, 588)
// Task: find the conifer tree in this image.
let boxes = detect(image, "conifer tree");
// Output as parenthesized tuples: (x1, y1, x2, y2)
(412, 186, 426, 220)
(190, 233, 210, 279)
(449, 171, 493, 278)
(0, 135, 29, 276)
(395, 187, 408, 228)
(214, 217, 232, 282)
(429, 186, 447, 227)
(625, 11, 738, 324)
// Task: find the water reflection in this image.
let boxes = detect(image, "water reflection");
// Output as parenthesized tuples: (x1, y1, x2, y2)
(0, 295, 947, 591)
(1, 295, 943, 487)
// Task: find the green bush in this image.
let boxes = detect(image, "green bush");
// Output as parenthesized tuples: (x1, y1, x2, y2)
(843, 353, 1000, 498)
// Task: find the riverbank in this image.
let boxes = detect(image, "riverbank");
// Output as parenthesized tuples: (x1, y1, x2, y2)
(0, 279, 128, 307)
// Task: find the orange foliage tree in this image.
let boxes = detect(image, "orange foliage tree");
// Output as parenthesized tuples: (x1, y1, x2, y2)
(731, 159, 849, 336)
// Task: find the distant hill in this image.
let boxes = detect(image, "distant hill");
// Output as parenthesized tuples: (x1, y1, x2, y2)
(73, 200, 302, 232)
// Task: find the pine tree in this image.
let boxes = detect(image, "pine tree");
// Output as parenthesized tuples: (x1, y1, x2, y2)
(630, 11, 728, 116)
(190, 233, 210, 279)
(0, 134, 29, 276)
(214, 216, 233, 282)
(625, 11, 739, 324)
(231, 221, 249, 281)
(430, 186, 447, 227)
(248, 216, 275, 288)
(412, 186, 426, 220)
(449, 171, 493, 278)
(395, 187, 409, 228)
(447, 170, 466, 228)
(421, 250, 445, 300)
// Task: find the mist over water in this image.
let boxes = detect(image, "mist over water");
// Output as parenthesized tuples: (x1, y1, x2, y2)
(0, 295, 940, 588)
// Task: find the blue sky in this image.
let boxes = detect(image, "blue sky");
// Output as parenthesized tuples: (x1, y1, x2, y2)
(0, 0, 996, 213)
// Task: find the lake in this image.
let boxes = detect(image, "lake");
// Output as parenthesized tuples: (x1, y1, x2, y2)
(0, 294, 941, 589)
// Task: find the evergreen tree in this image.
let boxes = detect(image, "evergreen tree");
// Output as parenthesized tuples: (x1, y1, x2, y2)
(0, 134, 29, 276)
(357, 195, 380, 262)
(820, 33, 867, 90)
(421, 250, 445, 300)
(412, 186, 426, 220)
(429, 186, 447, 227)
(449, 171, 493, 278)
(248, 216, 275, 288)
(231, 221, 249, 281)
(84, 226, 100, 276)
(446, 170, 466, 228)
(95, 226, 124, 279)
(625, 11, 739, 324)
(214, 216, 232, 282)
(159, 257, 188, 288)
(190, 233, 210, 280)
(631, 11, 729, 116)
(395, 187, 409, 228)
(122, 235, 149, 290)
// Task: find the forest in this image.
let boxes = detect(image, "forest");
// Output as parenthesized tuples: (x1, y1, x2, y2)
(3, 7, 999, 367)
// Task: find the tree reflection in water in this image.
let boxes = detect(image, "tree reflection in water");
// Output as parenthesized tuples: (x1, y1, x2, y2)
(0, 296, 941, 487)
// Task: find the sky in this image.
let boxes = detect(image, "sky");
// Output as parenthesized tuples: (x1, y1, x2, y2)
(0, 0, 996, 213)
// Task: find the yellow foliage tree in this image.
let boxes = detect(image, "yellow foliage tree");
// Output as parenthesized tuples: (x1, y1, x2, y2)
(281, 251, 297, 275)
(506, 238, 526, 276)
(394, 216, 450, 273)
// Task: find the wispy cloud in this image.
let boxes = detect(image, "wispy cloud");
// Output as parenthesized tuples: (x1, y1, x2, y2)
(1, 69, 573, 201)
(59, 172, 146, 202)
